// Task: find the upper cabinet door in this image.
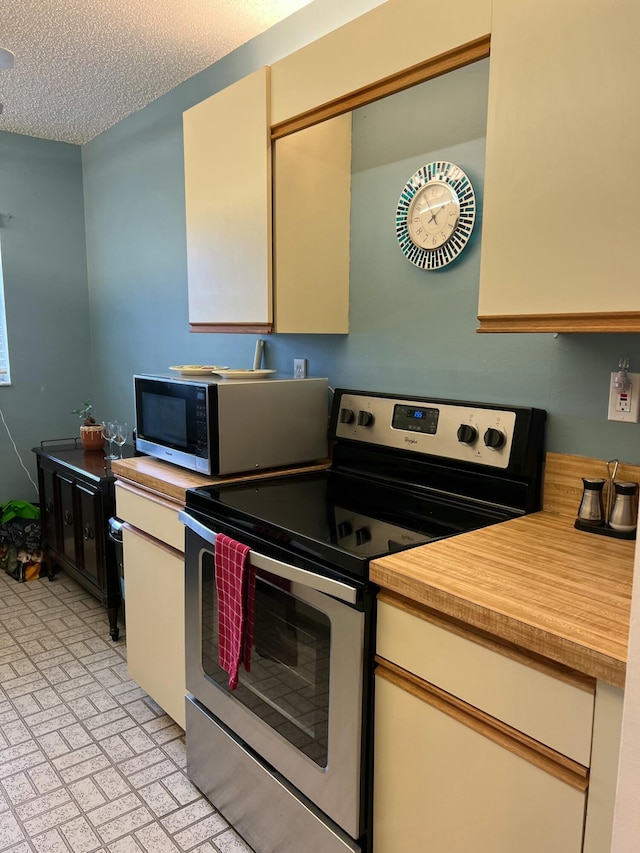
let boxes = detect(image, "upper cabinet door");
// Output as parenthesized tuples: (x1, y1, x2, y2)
(478, 0, 640, 333)
(273, 115, 352, 334)
(184, 67, 272, 333)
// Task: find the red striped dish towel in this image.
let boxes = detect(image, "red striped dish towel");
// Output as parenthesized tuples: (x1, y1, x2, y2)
(214, 533, 256, 690)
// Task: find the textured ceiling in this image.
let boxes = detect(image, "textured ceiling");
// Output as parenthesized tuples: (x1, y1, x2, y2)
(0, 0, 313, 145)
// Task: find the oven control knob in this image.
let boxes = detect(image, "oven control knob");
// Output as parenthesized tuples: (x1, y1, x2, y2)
(457, 424, 478, 444)
(357, 410, 375, 427)
(339, 407, 355, 424)
(484, 427, 506, 449)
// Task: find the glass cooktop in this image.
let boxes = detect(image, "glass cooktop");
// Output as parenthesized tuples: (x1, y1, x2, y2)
(186, 469, 513, 579)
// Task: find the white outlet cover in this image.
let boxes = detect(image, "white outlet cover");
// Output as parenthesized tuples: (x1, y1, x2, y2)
(293, 358, 307, 379)
(608, 371, 640, 422)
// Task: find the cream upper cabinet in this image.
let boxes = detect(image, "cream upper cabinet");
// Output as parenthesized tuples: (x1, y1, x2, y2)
(478, 0, 640, 333)
(183, 67, 272, 333)
(183, 67, 352, 334)
(273, 115, 351, 334)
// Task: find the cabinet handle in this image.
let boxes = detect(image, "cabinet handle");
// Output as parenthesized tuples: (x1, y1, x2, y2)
(63, 510, 73, 526)
(45, 500, 53, 514)
(83, 524, 94, 541)
(375, 661, 589, 792)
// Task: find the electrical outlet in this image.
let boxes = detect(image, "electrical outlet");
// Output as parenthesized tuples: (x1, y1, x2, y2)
(293, 358, 307, 379)
(608, 372, 640, 422)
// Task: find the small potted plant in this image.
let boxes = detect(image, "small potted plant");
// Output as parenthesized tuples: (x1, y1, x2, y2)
(72, 400, 104, 451)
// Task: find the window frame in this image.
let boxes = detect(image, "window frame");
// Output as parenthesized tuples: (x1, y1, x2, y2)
(0, 239, 11, 386)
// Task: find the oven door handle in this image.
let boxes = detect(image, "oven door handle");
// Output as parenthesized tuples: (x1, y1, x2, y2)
(180, 510, 359, 606)
(180, 511, 217, 546)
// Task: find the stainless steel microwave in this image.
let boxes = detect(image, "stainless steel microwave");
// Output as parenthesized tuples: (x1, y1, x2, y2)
(133, 374, 328, 476)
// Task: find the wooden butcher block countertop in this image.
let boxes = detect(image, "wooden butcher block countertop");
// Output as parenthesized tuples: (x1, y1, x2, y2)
(111, 455, 330, 504)
(371, 510, 634, 688)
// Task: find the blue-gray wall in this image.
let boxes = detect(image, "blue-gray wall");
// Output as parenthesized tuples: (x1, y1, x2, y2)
(2, 0, 640, 505)
(0, 132, 90, 503)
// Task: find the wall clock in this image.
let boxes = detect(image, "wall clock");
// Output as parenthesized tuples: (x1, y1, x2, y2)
(396, 161, 476, 270)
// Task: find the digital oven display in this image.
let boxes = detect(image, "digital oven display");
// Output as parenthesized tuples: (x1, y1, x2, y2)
(392, 404, 439, 434)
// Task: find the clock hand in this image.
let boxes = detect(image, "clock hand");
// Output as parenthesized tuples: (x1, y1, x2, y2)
(423, 198, 438, 224)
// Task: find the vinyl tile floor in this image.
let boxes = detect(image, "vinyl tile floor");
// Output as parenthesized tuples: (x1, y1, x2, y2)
(0, 569, 254, 853)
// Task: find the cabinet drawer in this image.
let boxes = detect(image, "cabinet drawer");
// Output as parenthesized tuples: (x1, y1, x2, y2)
(376, 598, 594, 766)
(374, 669, 586, 853)
(115, 482, 184, 553)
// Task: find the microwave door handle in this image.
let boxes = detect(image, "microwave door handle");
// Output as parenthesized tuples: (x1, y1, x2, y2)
(180, 510, 358, 606)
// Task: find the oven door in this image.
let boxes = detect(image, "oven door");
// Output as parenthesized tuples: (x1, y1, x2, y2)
(181, 511, 367, 840)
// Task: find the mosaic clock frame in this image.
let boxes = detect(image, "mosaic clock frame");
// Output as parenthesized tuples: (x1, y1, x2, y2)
(396, 161, 476, 270)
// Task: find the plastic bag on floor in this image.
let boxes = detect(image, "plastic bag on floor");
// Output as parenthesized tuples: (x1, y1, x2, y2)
(0, 501, 44, 582)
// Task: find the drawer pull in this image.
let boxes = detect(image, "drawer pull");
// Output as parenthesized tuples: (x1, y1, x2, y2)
(376, 660, 588, 792)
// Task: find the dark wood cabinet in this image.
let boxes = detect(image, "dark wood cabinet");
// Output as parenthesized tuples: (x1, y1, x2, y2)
(33, 442, 133, 640)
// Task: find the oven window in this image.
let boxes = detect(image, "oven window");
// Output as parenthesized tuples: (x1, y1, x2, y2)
(201, 552, 331, 768)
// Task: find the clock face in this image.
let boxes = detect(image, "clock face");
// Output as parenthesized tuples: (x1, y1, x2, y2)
(396, 162, 476, 270)
(407, 180, 460, 250)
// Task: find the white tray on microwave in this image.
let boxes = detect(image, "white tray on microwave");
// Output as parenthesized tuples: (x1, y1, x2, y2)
(211, 369, 276, 379)
(169, 365, 229, 375)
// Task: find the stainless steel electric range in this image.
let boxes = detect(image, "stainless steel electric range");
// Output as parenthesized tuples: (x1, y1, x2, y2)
(180, 388, 546, 853)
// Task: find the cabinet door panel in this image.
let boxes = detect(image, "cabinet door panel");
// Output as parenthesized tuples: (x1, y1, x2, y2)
(184, 67, 271, 328)
(123, 526, 186, 728)
(479, 0, 640, 320)
(273, 115, 351, 334)
(58, 476, 77, 565)
(373, 670, 585, 853)
(39, 465, 58, 551)
(77, 484, 103, 589)
(584, 682, 625, 853)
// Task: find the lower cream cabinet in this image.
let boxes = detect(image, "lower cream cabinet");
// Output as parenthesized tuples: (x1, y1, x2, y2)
(373, 594, 623, 853)
(374, 667, 586, 853)
(116, 481, 186, 728)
